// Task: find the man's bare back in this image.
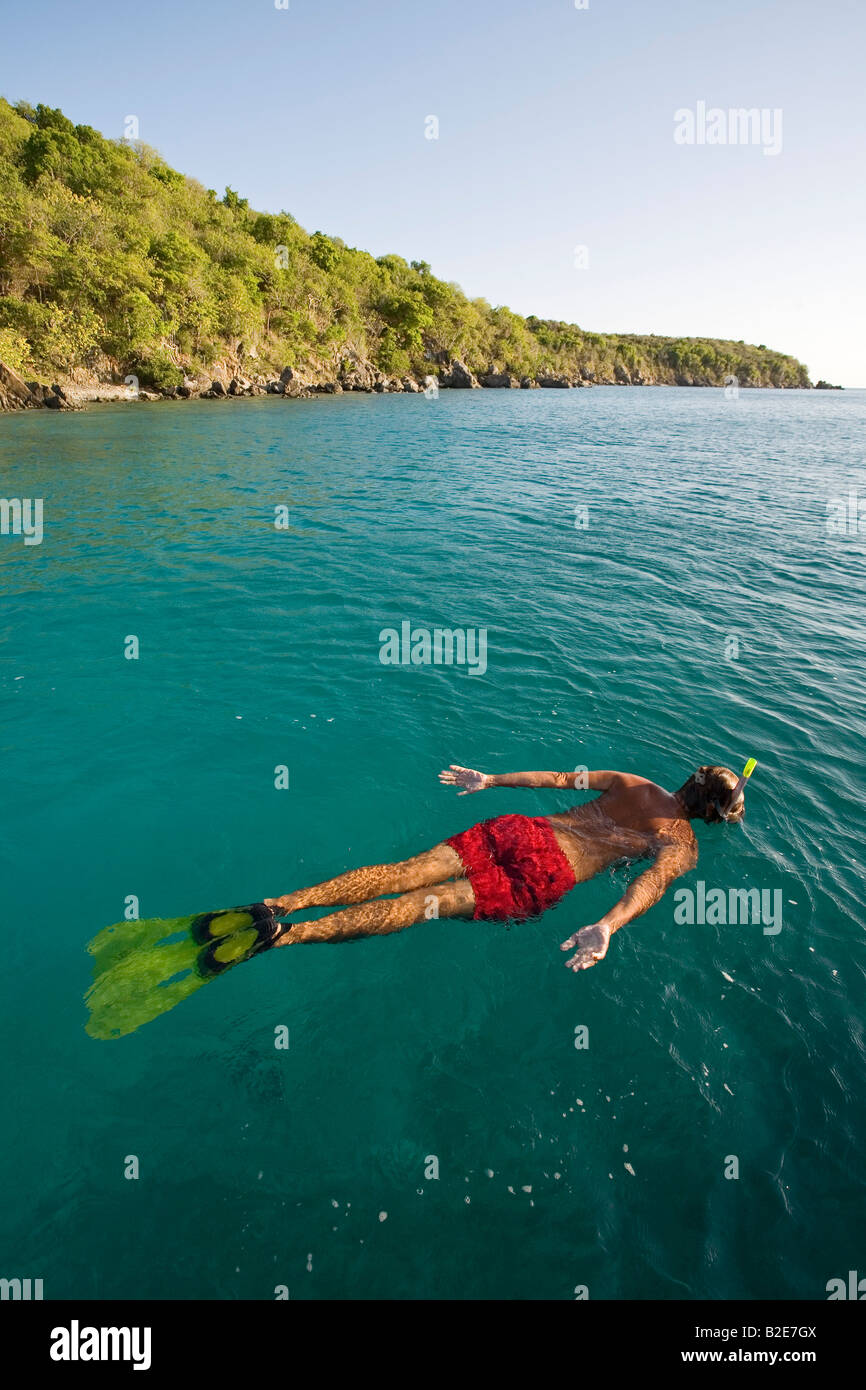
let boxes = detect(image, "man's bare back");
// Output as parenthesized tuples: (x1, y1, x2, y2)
(550, 773, 696, 873)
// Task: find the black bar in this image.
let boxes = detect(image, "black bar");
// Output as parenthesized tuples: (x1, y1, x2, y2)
(1, 1299, 861, 1374)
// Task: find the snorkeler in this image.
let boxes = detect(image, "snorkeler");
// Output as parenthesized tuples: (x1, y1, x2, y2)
(84, 761, 755, 1038)
(253, 760, 756, 972)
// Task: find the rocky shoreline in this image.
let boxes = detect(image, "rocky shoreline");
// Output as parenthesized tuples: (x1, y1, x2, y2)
(0, 354, 833, 414)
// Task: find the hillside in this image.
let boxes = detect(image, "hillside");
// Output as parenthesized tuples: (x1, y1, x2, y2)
(0, 99, 812, 396)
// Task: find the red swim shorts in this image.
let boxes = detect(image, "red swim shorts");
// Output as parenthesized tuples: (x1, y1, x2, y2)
(445, 813, 576, 922)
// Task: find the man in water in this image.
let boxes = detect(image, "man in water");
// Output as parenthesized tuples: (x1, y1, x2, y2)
(259, 764, 747, 972)
(84, 761, 754, 1038)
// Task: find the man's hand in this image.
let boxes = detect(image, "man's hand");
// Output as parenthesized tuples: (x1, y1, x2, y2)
(560, 921, 612, 972)
(438, 764, 489, 795)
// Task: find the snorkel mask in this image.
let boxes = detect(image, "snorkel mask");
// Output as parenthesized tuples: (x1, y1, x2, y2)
(715, 757, 757, 822)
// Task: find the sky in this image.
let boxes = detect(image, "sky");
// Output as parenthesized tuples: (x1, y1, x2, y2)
(3, 0, 864, 385)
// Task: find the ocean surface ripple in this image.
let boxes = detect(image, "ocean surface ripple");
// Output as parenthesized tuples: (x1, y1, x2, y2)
(1, 386, 864, 1299)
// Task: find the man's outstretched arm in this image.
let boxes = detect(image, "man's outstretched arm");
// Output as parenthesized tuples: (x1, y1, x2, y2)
(561, 844, 695, 972)
(439, 764, 622, 796)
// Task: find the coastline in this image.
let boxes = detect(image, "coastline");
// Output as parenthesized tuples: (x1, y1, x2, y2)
(0, 354, 841, 415)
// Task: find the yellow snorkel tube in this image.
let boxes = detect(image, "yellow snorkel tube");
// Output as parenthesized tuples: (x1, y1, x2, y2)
(717, 757, 757, 821)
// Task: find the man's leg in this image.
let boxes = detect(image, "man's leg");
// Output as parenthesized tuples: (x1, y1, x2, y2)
(274, 878, 475, 946)
(265, 842, 464, 914)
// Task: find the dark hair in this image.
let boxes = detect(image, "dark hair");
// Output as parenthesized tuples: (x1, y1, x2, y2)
(676, 765, 743, 824)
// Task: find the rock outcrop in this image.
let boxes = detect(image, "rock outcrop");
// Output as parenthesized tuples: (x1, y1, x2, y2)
(1, 360, 41, 410)
(0, 362, 78, 409)
(439, 359, 480, 389)
(338, 354, 377, 392)
(280, 379, 312, 399)
(479, 372, 519, 388)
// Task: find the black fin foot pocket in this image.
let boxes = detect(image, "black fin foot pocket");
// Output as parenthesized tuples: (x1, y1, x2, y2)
(190, 903, 276, 945)
(194, 909, 282, 979)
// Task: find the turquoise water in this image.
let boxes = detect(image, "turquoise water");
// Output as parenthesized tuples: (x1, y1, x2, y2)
(2, 386, 865, 1300)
